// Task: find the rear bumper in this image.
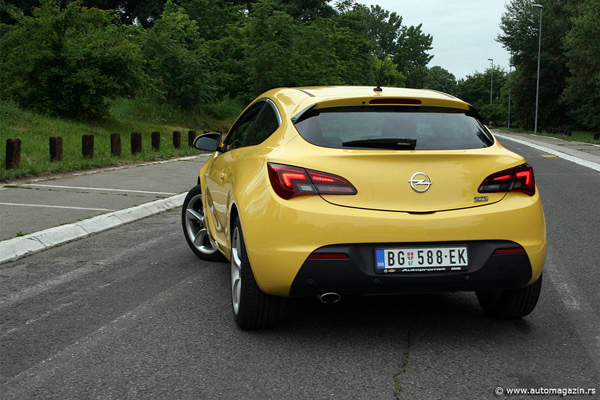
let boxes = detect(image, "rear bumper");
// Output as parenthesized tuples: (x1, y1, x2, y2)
(239, 186, 546, 297)
(290, 241, 533, 297)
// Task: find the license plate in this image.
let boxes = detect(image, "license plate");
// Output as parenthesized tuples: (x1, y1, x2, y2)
(375, 247, 468, 273)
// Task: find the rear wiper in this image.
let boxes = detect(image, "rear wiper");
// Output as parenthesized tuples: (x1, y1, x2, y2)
(342, 137, 417, 150)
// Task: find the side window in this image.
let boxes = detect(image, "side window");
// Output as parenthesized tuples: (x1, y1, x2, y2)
(224, 102, 264, 151)
(245, 103, 280, 147)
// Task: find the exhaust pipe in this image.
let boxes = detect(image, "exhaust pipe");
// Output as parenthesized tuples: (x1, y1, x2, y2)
(318, 292, 341, 304)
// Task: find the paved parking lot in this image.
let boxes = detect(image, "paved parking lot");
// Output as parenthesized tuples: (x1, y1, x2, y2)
(0, 155, 210, 241)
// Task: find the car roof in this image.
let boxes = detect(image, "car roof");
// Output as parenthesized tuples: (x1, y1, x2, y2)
(261, 86, 471, 119)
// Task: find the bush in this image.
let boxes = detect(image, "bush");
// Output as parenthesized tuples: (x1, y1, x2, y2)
(0, 0, 143, 118)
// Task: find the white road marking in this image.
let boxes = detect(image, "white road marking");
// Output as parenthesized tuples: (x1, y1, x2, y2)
(1, 302, 74, 339)
(0, 266, 99, 311)
(2, 273, 203, 388)
(21, 184, 176, 195)
(0, 202, 114, 211)
(0, 234, 167, 313)
(495, 133, 600, 172)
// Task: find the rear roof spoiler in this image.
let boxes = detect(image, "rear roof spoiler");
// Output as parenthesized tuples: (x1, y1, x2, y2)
(467, 106, 484, 123)
(291, 101, 479, 125)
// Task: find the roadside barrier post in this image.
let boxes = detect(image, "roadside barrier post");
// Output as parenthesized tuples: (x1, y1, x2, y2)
(188, 130, 196, 147)
(49, 136, 63, 162)
(173, 131, 181, 149)
(131, 132, 142, 154)
(5, 138, 21, 169)
(82, 134, 94, 159)
(151, 131, 160, 151)
(111, 133, 121, 156)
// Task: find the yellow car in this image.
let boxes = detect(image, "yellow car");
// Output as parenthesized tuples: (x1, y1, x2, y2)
(182, 86, 546, 330)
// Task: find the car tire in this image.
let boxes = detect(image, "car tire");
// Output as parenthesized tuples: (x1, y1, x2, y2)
(476, 273, 543, 319)
(230, 217, 280, 330)
(182, 185, 226, 262)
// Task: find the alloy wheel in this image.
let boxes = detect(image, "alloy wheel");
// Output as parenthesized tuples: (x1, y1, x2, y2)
(231, 226, 242, 315)
(184, 194, 218, 255)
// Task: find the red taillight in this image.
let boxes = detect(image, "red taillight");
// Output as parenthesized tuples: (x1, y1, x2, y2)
(268, 163, 357, 200)
(478, 163, 536, 196)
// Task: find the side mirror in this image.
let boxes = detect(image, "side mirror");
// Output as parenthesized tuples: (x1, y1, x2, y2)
(193, 132, 221, 152)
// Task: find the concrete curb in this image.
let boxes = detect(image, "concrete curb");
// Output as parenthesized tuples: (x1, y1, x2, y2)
(495, 133, 600, 172)
(0, 193, 186, 265)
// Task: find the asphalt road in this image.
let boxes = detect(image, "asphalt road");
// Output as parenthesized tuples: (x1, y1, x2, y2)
(1, 140, 598, 399)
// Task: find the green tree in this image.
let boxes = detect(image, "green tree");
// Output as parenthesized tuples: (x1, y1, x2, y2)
(276, 0, 334, 20)
(294, 5, 377, 87)
(331, 2, 377, 85)
(176, 0, 242, 41)
(230, 0, 334, 20)
(457, 66, 508, 125)
(393, 23, 433, 88)
(241, 0, 301, 95)
(0, 0, 143, 117)
(365, 5, 402, 59)
(424, 66, 457, 95)
(142, 0, 215, 108)
(498, 0, 574, 130)
(2, 0, 167, 26)
(562, 0, 600, 130)
(375, 56, 405, 87)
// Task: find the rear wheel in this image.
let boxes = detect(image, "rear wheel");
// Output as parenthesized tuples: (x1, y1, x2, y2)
(231, 217, 280, 330)
(182, 185, 225, 262)
(476, 274, 543, 319)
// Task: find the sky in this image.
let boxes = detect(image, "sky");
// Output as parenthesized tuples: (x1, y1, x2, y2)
(358, 0, 512, 80)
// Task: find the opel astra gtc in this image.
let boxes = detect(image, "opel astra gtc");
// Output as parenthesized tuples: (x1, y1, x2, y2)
(182, 86, 547, 330)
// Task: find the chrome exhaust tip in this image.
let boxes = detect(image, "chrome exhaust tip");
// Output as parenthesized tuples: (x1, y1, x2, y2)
(318, 292, 341, 304)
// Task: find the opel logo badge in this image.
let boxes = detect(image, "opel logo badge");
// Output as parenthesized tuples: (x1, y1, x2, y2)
(409, 172, 432, 193)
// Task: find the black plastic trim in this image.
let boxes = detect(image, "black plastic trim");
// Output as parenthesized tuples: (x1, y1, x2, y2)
(289, 241, 532, 297)
(291, 103, 317, 124)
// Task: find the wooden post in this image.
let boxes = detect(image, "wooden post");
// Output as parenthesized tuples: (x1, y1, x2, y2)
(131, 132, 142, 154)
(82, 134, 94, 159)
(173, 131, 181, 149)
(151, 131, 160, 151)
(188, 130, 196, 147)
(111, 133, 121, 156)
(49, 136, 63, 162)
(594, 132, 599, 141)
(5, 138, 21, 169)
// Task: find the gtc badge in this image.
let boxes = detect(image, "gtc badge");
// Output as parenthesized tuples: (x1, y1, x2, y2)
(409, 172, 432, 193)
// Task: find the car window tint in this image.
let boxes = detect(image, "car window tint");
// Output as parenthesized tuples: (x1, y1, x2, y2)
(294, 106, 494, 150)
(224, 102, 264, 150)
(245, 103, 279, 146)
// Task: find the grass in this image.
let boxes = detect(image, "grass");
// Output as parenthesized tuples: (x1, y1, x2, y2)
(0, 98, 242, 182)
(494, 126, 600, 144)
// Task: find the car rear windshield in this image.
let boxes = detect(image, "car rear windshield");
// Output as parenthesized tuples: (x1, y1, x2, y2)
(294, 106, 494, 150)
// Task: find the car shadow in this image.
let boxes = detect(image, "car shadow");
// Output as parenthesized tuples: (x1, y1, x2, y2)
(211, 260, 536, 340)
